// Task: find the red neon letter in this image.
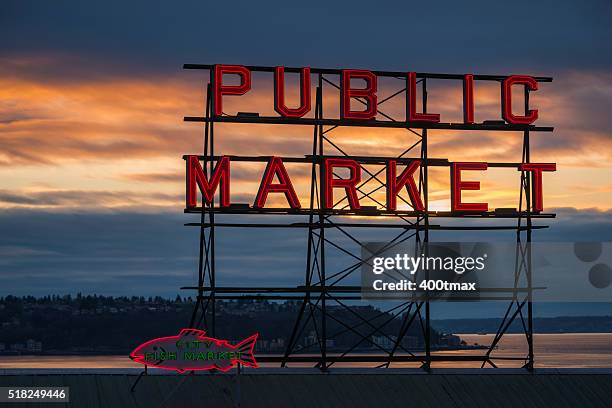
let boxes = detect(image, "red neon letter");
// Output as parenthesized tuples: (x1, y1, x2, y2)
(451, 162, 488, 212)
(254, 157, 301, 209)
(463, 74, 474, 124)
(274, 67, 311, 118)
(186, 155, 230, 208)
(386, 160, 424, 211)
(502, 75, 539, 124)
(213, 65, 251, 116)
(407, 72, 440, 123)
(519, 163, 556, 212)
(324, 158, 361, 209)
(340, 70, 377, 120)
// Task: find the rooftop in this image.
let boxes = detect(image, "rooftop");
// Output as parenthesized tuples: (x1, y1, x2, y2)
(1, 369, 611, 407)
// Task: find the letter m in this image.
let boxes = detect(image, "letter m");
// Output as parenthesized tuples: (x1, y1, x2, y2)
(186, 155, 230, 208)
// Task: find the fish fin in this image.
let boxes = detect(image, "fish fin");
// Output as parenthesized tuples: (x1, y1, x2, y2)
(178, 328, 206, 337)
(235, 333, 259, 368)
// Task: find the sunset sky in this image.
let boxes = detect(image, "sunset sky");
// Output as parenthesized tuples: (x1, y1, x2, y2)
(1, 0, 611, 300)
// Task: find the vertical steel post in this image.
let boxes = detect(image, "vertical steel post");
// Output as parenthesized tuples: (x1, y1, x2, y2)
(422, 77, 431, 371)
(318, 74, 327, 370)
(190, 83, 211, 328)
(525, 85, 534, 371)
(210, 91, 216, 338)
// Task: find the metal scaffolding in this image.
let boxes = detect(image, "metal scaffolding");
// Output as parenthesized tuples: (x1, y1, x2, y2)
(182, 64, 554, 370)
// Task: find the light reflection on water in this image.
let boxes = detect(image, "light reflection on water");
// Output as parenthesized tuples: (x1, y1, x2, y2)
(2, 334, 612, 369)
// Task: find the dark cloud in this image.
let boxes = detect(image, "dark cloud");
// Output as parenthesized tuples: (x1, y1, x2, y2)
(0, 207, 610, 294)
(0, 207, 611, 316)
(0, 209, 311, 296)
(1, 0, 611, 78)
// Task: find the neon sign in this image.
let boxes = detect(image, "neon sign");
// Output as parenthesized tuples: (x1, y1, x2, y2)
(178, 63, 556, 370)
(184, 64, 556, 215)
(211, 65, 540, 125)
(130, 329, 258, 373)
(185, 155, 556, 213)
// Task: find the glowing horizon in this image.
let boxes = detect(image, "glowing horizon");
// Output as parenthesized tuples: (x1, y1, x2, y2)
(1, 57, 611, 212)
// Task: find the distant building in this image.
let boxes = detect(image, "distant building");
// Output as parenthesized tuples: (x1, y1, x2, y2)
(402, 336, 420, 349)
(439, 334, 461, 347)
(10, 343, 25, 352)
(26, 339, 42, 353)
(269, 338, 285, 351)
(372, 335, 397, 349)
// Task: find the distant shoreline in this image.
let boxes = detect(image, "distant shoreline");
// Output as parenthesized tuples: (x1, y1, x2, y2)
(433, 316, 612, 334)
(3, 333, 612, 357)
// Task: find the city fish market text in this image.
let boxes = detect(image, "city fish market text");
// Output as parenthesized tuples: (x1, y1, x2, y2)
(130, 329, 258, 373)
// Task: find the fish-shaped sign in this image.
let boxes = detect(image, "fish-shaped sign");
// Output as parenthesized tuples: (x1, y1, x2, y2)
(130, 328, 259, 372)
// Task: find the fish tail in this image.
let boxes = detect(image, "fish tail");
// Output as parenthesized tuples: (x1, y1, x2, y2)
(235, 333, 259, 368)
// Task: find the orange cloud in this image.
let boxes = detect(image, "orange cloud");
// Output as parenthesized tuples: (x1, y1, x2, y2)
(0, 57, 611, 210)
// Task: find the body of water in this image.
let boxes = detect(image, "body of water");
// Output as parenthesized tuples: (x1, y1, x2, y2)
(1, 333, 611, 369)
(431, 333, 612, 368)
